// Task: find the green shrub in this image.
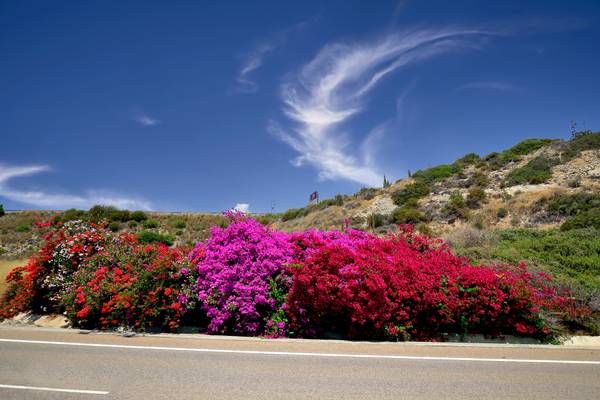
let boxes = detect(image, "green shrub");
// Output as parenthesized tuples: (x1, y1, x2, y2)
(411, 163, 461, 184)
(540, 192, 600, 218)
(128, 221, 138, 228)
(562, 131, 600, 162)
(87, 205, 131, 223)
(367, 213, 390, 228)
(485, 138, 556, 170)
(108, 221, 121, 232)
(0, 204, 5, 217)
(173, 220, 186, 229)
(15, 225, 30, 232)
(281, 207, 307, 222)
(497, 208, 508, 219)
(130, 211, 148, 222)
(256, 213, 281, 225)
(455, 153, 480, 166)
(137, 231, 174, 246)
(391, 181, 430, 206)
(443, 192, 469, 220)
(392, 207, 425, 224)
(468, 171, 490, 187)
(60, 208, 86, 222)
(466, 187, 487, 209)
(503, 156, 558, 186)
(356, 188, 378, 200)
(142, 219, 159, 229)
(561, 208, 600, 231)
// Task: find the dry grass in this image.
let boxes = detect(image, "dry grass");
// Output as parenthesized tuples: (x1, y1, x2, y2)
(0, 258, 28, 296)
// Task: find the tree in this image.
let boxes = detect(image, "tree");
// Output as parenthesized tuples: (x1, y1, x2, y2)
(383, 175, 390, 188)
(0, 204, 4, 217)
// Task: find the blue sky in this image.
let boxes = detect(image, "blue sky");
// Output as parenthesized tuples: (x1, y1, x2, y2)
(1, 0, 599, 212)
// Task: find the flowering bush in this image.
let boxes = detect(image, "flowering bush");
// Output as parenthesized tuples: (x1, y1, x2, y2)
(286, 226, 580, 340)
(0, 216, 589, 341)
(186, 212, 295, 336)
(63, 237, 191, 331)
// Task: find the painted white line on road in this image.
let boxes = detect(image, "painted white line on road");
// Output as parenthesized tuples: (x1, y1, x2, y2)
(1, 338, 599, 365)
(0, 384, 108, 395)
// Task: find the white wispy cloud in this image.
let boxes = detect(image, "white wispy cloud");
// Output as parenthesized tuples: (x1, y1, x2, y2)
(457, 81, 522, 92)
(233, 203, 250, 213)
(274, 28, 491, 186)
(236, 44, 275, 93)
(234, 14, 321, 93)
(0, 164, 152, 210)
(133, 113, 160, 126)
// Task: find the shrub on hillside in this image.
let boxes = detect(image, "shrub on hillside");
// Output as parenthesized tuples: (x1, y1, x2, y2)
(497, 208, 508, 219)
(173, 219, 186, 229)
(466, 187, 487, 209)
(561, 209, 600, 231)
(503, 156, 558, 186)
(392, 207, 425, 224)
(137, 231, 174, 246)
(467, 171, 490, 188)
(443, 192, 469, 220)
(130, 211, 148, 222)
(485, 138, 556, 170)
(455, 153, 480, 166)
(562, 131, 600, 162)
(411, 164, 462, 184)
(281, 207, 307, 222)
(0, 204, 5, 217)
(392, 182, 430, 206)
(142, 219, 159, 229)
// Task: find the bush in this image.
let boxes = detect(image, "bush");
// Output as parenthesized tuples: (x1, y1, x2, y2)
(561, 209, 600, 231)
(130, 211, 148, 222)
(173, 220, 186, 229)
(356, 188, 378, 200)
(142, 219, 159, 229)
(137, 231, 174, 246)
(562, 131, 600, 162)
(468, 171, 490, 188)
(503, 156, 558, 186)
(392, 182, 430, 206)
(455, 153, 480, 166)
(185, 212, 295, 336)
(412, 164, 462, 184)
(108, 221, 121, 232)
(443, 192, 469, 220)
(466, 187, 487, 209)
(286, 226, 576, 340)
(15, 225, 30, 232)
(0, 204, 4, 217)
(60, 208, 86, 222)
(281, 207, 307, 222)
(497, 208, 508, 219)
(541, 192, 600, 218)
(485, 138, 556, 170)
(392, 207, 424, 224)
(367, 213, 390, 229)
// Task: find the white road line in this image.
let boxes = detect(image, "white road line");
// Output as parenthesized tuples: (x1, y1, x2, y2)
(0, 384, 108, 395)
(1, 338, 599, 365)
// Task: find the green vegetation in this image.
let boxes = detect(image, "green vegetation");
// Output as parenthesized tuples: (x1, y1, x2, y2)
(455, 152, 480, 166)
(466, 186, 487, 209)
(142, 219, 159, 229)
(367, 213, 390, 229)
(562, 131, 600, 162)
(15, 225, 30, 233)
(503, 156, 558, 186)
(392, 207, 425, 224)
(411, 163, 462, 184)
(61, 205, 149, 224)
(453, 228, 600, 293)
(561, 209, 600, 231)
(443, 192, 469, 220)
(173, 219, 186, 229)
(468, 171, 490, 187)
(0, 204, 4, 217)
(108, 221, 121, 232)
(391, 181, 430, 206)
(497, 208, 508, 219)
(485, 138, 557, 170)
(137, 231, 175, 246)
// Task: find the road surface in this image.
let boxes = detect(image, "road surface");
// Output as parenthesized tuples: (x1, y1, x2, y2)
(1, 326, 599, 399)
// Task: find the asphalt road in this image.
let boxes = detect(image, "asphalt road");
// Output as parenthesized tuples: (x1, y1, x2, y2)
(1, 327, 599, 399)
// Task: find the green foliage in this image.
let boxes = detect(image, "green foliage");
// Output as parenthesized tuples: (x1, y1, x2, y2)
(466, 187, 487, 209)
(60, 208, 86, 222)
(391, 181, 430, 206)
(455, 152, 480, 166)
(561, 209, 600, 231)
(468, 171, 490, 187)
(443, 192, 469, 220)
(356, 187, 378, 200)
(87, 205, 132, 223)
(539, 192, 600, 218)
(173, 220, 186, 229)
(383, 176, 391, 188)
(503, 156, 558, 186)
(142, 219, 159, 229)
(562, 131, 600, 162)
(108, 221, 121, 232)
(137, 231, 175, 246)
(392, 207, 425, 224)
(497, 208, 508, 219)
(0, 204, 4, 217)
(255, 213, 281, 225)
(485, 138, 556, 170)
(453, 228, 600, 292)
(130, 211, 148, 222)
(367, 213, 390, 229)
(15, 225, 30, 232)
(411, 163, 462, 184)
(281, 208, 307, 222)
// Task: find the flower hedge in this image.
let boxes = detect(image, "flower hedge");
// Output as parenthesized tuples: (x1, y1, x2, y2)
(0, 214, 588, 341)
